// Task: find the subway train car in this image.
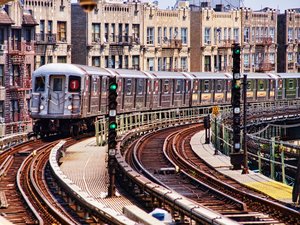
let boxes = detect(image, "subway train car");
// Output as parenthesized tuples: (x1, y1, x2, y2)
(30, 63, 300, 137)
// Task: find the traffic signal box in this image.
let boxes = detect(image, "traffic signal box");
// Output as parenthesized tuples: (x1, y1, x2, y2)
(108, 76, 118, 197)
(231, 44, 243, 169)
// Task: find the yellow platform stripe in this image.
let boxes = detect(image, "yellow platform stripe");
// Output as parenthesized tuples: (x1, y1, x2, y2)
(245, 181, 292, 201)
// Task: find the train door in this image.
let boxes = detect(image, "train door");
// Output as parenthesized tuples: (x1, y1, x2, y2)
(48, 75, 65, 114)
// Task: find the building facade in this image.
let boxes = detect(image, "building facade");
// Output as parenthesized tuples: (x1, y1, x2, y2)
(71, 1, 190, 71)
(191, 7, 241, 72)
(278, 9, 300, 73)
(241, 7, 278, 73)
(24, 0, 72, 67)
(0, 2, 36, 135)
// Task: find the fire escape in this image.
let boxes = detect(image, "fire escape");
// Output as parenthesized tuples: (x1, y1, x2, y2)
(255, 37, 274, 72)
(7, 40, 32, 133)
(108, 34, 139, 69)
(158, 38, 183, 71)
(217, 39, 233, 72)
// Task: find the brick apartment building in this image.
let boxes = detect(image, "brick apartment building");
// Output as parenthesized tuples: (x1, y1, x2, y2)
(278, 9, 300, 73)
(71, 0, 191, 72)
(0, 2, 36, 135)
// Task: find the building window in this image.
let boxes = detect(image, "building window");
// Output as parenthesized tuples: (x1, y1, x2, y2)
(244, 27, 250, 42)
(147, 27, 154, 44)
(25, 28, 31, 42)
(158, 27, 162, 44)
(40, 20, 45, 41)
(132, 24, 140, 42)
(269, 53, 275, 64)
(158, 58, 162, 71)
(124, 55, 128, 69)
(234, 28, 239, 43)
(147, 58, 154, 71)
(204, 27, 211, 44)
(288, 52, 293, 62)
(269, 27, 275, 41)
(40, 56, 45, 66)
(118, 55, 122, 68)
(288, 28, 293, 42)
(181, 27, 187, 44)
(169, 27, 173, 40)
(163, 27, 167, 40)
(47, 56, 53, 63)
(92, 57, 100, 67)
(224, 27, 227, 40)
(0, 65, 3, 86)
(105, 56, 108, 67)
(10, 100, 20, 122)
(57, 56, 67, 63)
(228, 28, 231, 40)
(181, 57, 187, 71)
(57, 21, 66, 42)
(48, 20, 53, 34)
(163, 57, 167, 71)
(132, 55, 139, 70)
(244, 54, 249, 68)
(92, 23, 100, 42)
(104, 23, 109, 42)
(297, 28, 300, 40)
(111, 23, 115, 42)
(204, 56, 211, 72)
(163, 80, 170, 93)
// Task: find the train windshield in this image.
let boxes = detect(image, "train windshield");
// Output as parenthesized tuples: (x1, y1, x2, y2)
(35, 76, 45, 92)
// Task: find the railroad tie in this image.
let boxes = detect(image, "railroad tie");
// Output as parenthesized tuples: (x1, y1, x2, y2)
(0, 191, 8, 208)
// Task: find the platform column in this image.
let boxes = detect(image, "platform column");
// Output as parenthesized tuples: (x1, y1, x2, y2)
(270, 137, 275, 180)
(280, 141, 286, 184)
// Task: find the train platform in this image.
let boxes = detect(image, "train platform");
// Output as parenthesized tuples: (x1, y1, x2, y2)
(59, 138, 136, 213)
(190, 130, 293, 204)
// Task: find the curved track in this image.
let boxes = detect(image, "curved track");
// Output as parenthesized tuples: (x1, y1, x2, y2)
(129, 125, 300, 224)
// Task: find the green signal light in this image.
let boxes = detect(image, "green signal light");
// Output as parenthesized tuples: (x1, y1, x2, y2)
(109, 83, 118, 91)
(234, 49, 240, 54)
(109, 122, 117, 130)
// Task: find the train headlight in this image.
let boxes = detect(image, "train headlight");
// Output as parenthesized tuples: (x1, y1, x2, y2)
(40, 105, 44, 110)
(67, 105, 73, 110)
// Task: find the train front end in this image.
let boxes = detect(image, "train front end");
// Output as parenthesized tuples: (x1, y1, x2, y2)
(30, 64, 83, 137)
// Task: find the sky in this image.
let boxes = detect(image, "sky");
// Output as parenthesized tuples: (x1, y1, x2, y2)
(155, 0, 300, 12)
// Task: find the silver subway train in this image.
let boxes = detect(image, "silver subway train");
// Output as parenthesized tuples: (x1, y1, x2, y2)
(30, 63, 300, 136)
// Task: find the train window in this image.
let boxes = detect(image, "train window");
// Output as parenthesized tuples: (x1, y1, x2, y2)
(125, 78, 132, 95)
(53, 78, 63, 91)
(193, 80, 199, 93)
(247, 81, 251, 90)
(102, 78, 107, 94)
(92, 77, 98, 93)
(288, 79, 294, 89)
(163, 80, 170, 93)
(278, 79, 283, 89)
(137, 79, 144, 95)
(258, 80, 264, 90)
(203, 80, 210, 92)
(69, 76, 81, 92)
(35, 76, 45, 92)
(175, 80, 183, 93)
(216, 80, 222, 92)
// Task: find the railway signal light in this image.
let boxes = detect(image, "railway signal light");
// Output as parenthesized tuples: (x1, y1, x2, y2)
(231, 44, 243, 169)
(108, 76, 118, 197)
(108, 76, 118, 151)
